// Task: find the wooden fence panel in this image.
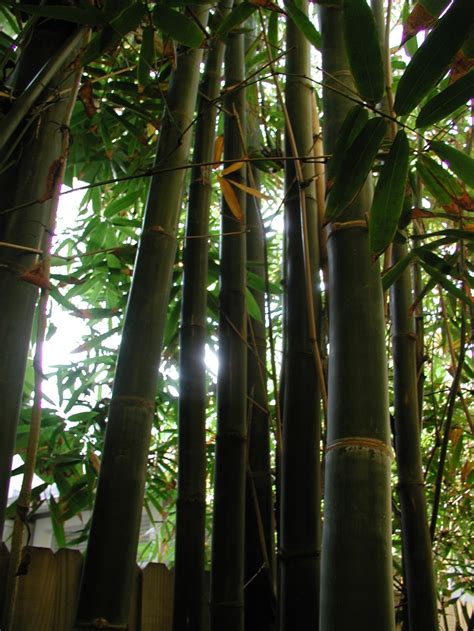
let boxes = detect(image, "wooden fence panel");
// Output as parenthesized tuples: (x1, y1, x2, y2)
(141, 563, 174, 631)
(12, 547, 57, 631)
(53, 548, 82, 630)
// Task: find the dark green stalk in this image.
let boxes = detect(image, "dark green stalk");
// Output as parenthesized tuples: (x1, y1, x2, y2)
(0, 20, 82, 538)
(0, 28, 84, 153)
(75, 9, 209, 627)
(280, 4, 321, 628)
(319, 3, 395, 629)
(173, 7, 227, 629)
(210, 19, 247, 631)
(244, 75, 276, 630)
(391, 242, 439, 631)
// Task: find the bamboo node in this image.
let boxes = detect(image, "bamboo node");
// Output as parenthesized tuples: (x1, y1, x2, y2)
(392, 332, 416, 341)
(211, 601, 244, 609)
(75, 619, 128, 629)
(326, 436, 394, 459)
(278, 549, 320, 563)
(109, 395, 155, 410)
(146, 225, 176, 240)
(326, 218, 368, 238)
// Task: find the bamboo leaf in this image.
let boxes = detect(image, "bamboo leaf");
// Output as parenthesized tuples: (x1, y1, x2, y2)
(401, 0, 449, 44)
(246, 287, 263, 322)
(216, 2, 257, 37)
(214, 135, 224, 163)
(325, 116, 387, 221)
(416, 70, 474, 127)
(417, 154, 471, 213)
(225, 177, 271, 199)
(104, 191, 138, 218)
(394, 0, 474, 116)
(14, 3, 104, 25)
(382, 250, 415, 291)
(284, 0, 321, 50)
(219, 176, 244, 222)
(153, 6, 205, 48)
(83, 4, 146, 64)
(138, 25, 155, 89)
(430, 139, 474, 188)
(419, 258, 472, 307)
(268, 9, 279, 52)
(342, 0, 385, 104)
(326, 105, 369, 191)
(222, 160, 246, 176)
(369, 131, 410, 257)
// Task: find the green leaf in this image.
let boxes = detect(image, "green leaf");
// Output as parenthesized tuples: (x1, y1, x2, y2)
(325, 116, 387, 221)
(247, 270, 282, 295)
(417, 154, 466, 212)
(430, 139, 474, 188)
(394, 0, 474, 116)
(382, 250, 415, 291)
(268, 10, 279, 53)
(14, 3, 103, 25)
(153, 6, 205, 48)
(369, 131, 410, 257)
(416, 70, 474, 127)
(284, 0, 321, 50)
(326, 105, 369, 188)
(138, 25, 155, 88)
(83, 4, 146, 64)
(402, 0, 450, 45)
(216, 2, 257, 37)
(419, 258, 471, 307)
(104, 191, 139, 218)
(342, 0, 385, 104)
(246, 287, 263, 322)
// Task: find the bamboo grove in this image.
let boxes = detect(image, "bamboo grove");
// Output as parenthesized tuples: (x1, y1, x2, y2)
(0, 0, 472, 629)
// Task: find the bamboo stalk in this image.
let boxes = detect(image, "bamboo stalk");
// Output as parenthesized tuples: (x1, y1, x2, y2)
(173, 5, 228, 629)
(75, 8, 209, 627)
(279, 3, 322, 629)
(210, 10, 248, 629)
(0, 21, 84, 539)
(391, 243, 439, 631)
(0, 28, 85, 154)
(319, 2, 395, 628)
(1, 109, 76, 629)
(244, 52, 276, 627)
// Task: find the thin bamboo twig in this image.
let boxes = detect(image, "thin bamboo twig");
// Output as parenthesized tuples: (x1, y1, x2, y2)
(429, 306, 467, 540)
(439, 289, 473, 432)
